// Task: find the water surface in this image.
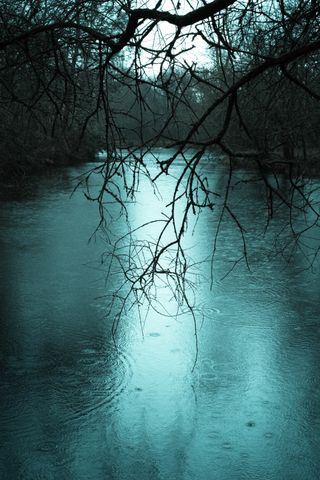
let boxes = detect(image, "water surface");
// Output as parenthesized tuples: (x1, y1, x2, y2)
(1, 156, 320, 479)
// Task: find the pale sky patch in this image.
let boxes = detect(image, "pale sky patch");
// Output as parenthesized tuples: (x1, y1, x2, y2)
(132, 0, 212, 75)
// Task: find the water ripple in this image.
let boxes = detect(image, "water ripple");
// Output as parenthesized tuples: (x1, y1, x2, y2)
(0, 340, 133, 434)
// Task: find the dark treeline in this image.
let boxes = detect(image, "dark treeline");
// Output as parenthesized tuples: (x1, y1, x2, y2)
(1, 0, 320, 183)
(0, 0, 115, 181)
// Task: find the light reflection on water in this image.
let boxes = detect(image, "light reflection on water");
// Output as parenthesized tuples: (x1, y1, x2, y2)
(0, 157, 320, 479)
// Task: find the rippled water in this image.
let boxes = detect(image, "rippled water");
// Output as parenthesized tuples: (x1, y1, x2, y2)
(1, 156, 320, 479)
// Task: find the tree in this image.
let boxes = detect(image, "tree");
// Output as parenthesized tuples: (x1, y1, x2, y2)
(1, 0, 320, 362)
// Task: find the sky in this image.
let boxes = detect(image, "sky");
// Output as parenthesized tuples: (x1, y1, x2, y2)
(133, 0, 212, 74)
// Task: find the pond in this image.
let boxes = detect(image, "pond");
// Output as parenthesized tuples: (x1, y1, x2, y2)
(1, 152, 320, 479)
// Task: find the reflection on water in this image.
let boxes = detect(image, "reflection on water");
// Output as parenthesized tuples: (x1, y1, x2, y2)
(0, 158, 320, 479)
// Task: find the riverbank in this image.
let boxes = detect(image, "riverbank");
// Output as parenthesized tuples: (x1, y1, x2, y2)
(224, 148, 320, 177)
(2, 146, 320, 202)
(0, 147, 100, 200)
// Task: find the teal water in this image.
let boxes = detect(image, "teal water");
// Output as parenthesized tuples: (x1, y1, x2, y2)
(0, 156, 320, 479)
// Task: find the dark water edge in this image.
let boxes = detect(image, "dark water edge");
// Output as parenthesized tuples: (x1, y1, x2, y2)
(0, 147, 101, 201)
(1, 158, 320, 480)
(2, 145, 320, 202)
